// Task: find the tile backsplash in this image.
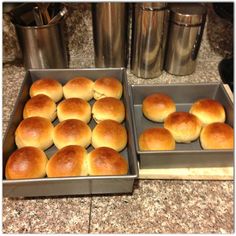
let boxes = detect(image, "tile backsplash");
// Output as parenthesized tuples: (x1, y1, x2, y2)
(3, 3, 233, 67)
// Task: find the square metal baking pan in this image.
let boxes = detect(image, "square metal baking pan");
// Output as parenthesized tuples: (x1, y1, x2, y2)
(129, 82, 234, 169)
(3, 68, 138, 197)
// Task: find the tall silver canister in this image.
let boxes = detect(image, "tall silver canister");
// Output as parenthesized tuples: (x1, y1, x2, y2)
(92, 3, 128, 68)
(164, 3, 207, 75)
(131, 3, 169, 79)
(14, 20, 68, 69)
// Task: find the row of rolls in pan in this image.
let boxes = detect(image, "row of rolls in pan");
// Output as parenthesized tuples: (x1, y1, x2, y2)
(25, 76, 124, 123)
(6, 76, 129, 180)
(139, 93, 234, 151)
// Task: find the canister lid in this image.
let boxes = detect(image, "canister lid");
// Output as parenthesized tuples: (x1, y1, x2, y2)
(170, 3, 207, 25)
(139, 2, 167, 10)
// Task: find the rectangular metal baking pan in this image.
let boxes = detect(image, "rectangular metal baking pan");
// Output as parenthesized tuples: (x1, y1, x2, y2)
(3, 68, 138, 197)
(129, 82, 234, 169)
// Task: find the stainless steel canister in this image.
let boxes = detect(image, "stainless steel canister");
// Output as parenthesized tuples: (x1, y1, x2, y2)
(14, 20, 68, 69)
(92, 3, 128, 68)
(164, 3, 207, 75)
(131, 3, 169, 79)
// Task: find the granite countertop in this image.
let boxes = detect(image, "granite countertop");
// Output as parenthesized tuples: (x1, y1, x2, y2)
(2, 4, 233, 234)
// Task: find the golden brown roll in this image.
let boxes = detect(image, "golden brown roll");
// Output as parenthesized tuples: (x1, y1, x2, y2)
(15, 117, 54, 150)
(142, 93, 176, 122)
(23, 94, 57, 121)
(93, 77, 123, 100)
(164, 112, 202, 143)
(139, 127, 175, 151)
(200, 122, 234, 149)
(30, 78, 63, 102)
(63, 77, 94, 101)
(53, 119, 92, 149)
(189, 98, 226, 126)
(57, 98, 91, 123)
(92, 97, 125, 123)
(5, 147, 48, 180)
(46, 145, 88, 177)
(87, 147, 128, 175)
(92, 120, 127, 152)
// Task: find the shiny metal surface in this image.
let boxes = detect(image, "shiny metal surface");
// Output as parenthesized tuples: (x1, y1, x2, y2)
(92, 3, 128, 68)
(48, 6, 68, 25)
(33, 6, 44, 26)
(140, 2, 167, 10)
(164, 4, 207, 75)
(131, 3, 169, 79)
(3, 68, 138, 197)
(14, 21, 68, 69)
(129, 83, 234, 169)
(170, 3, 207, 25)
(37, 2, 51, 24)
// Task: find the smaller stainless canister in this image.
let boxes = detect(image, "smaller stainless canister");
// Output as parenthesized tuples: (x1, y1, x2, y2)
(164, 3, 207, 75)
(14, 20, 68, 69)
(131, 3, 169, 79)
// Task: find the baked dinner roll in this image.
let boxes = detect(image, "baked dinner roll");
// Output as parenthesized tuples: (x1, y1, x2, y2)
(92, 97, 125, 123)
(46, 145, 88, 177)
(63, 77, 94, 101)
(200, 122, 233, 149)
(5, 147, 48, 180)
(53, 119, 92, 149)
(23, 94, 57, 121)
(139, 127, 175, 151)
(142, 93, 176, 122)
(57, 98, 91, 123)
(92, 120, 127, 152)
(93, 77, 123, 100)
(164, 112, 202, 143)
(189, 98, 226, 125)
(15, 117, 54, 150)
(87, 147, 128, 175)
(30, 78, 63, 102)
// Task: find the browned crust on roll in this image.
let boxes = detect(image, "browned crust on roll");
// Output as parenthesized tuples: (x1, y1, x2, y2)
(63, 77, 94, 101)
(92, 120, 127, 151)
(142, 93, 176, 122)
(94, 77, 123, 99)
(15, 117, 54, 150)
(30, 78, 61, 90)
(139, 127, 175, 151)
(53, 119, 92, 149)
(87, 147, 128, 175)
(164, 112, 202, 143)
(65, 77, 94, 88)
(200, 122, 234, 149)
(57, 98, 91, 123)
(189, 98, 225, 125)
(92, 97, 125, 123)
(5, 147, 48, 179)
(165, 112, 201, 131)
(29, 78, 63, 102)
(46, 145, 88, 177)
(23, 94, 57, 121)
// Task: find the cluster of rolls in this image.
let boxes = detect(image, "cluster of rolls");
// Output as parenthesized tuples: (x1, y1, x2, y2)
(6, 76, 129, 180)
(139, 93, 234, 151)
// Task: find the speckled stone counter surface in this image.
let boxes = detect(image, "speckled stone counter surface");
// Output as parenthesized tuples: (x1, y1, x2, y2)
(2, 3, 233, 234)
